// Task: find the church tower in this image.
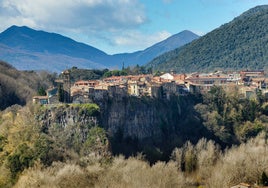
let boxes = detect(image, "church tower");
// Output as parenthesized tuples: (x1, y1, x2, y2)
(62, 70, 71, 103)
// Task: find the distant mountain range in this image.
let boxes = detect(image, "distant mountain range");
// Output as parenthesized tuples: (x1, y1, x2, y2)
(147, 5, 268, 73)
(0, 26, 199, 72)
(112, 30, 199, 68)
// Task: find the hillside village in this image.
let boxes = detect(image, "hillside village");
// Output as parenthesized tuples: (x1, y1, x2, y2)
(33, 69, 268, 104)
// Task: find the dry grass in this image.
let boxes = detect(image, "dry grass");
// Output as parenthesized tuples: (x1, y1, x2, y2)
(15, 155, 194, 188)
(207, 133, 268, 187)
(13, 134, 268, 188)
(14, 162, 94, 188)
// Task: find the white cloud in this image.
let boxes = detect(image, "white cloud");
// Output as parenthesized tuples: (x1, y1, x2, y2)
(75, 29, 172, 54)
(0, 0, 171, 54)
(110, 30, 171, 52)
(0, 0, 151, 53)
(0, 0, 147, 31)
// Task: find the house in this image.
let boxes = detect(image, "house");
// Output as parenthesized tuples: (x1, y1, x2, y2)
(74, 80, 99, 88)
(33, 87, 59, 104)
(150, 84, 162, 98)
(72, 93, 90, 103)
(173, 74, 186, 84)
(103, 76, 127, 83)
(128, 81, 139, 96)
(251, 77, 266, 89)
(32, 96, 48, 105)
(227, 72, 241, 83)
(162, 81, 177, 99)
(240, 70, 265, 84)
(239, 86, 257, 99)
(46, 87, 59, 104)
(107, 84, 127, 99)
(230, 182, 251, 188)
(160, 73, 174, 80)
(240, 70, 264, 78)
(185, 74, 228, 94)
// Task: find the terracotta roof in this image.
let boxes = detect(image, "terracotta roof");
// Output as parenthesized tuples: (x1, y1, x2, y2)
(251, 77, 265, 82)
(33, 96, 48, 99)
(186, 76, 228, 80)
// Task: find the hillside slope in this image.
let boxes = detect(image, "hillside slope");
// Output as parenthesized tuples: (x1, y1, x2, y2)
(0, 61, 55, 109)
(147, 5, 268, 73)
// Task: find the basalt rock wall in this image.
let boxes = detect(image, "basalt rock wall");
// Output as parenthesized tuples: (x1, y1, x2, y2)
(97, 96, 183, 140)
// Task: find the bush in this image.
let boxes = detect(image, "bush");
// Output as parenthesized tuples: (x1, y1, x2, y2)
(7, 143, 35, 178)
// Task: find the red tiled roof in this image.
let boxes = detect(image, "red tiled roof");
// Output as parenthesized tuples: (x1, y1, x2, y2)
(33, 96, 48, 99)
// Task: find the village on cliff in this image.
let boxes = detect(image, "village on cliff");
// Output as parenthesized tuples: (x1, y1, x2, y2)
(33, 70, 267, 104)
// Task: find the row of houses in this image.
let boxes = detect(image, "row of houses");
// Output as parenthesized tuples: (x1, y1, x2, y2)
(33, 70, 268, 104)
(185, 70, 268, 98)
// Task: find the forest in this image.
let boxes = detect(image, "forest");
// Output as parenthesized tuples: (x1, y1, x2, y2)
(1, 80, 268, 187)
(0, 61, 56, 110)
(147, 5, 268, 73)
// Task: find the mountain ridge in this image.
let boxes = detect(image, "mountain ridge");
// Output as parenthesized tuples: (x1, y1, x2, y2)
(146, 5, 268, 73)
(0, 25, 108, 57)
(112, 30, 199, 66)
(0, 25, 199, 72)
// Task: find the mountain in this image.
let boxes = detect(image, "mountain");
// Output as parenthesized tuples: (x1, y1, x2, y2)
(0, 26, 107, 57)
(111, 30, 199, 67)
(146, 5, 268, 73)
(0, 26, 199, 72)
(0, 26, 109, 72)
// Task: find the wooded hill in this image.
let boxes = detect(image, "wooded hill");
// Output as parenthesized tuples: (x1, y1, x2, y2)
(147, 5, 268, 73)
(0, 61, 55, 110)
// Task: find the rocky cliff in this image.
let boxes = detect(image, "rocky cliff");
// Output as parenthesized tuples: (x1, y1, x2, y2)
(94, 95, 214, 161)
(35, 96, 213, 162)
(36, 104, 101, 147)
(99, 96, 179, 140)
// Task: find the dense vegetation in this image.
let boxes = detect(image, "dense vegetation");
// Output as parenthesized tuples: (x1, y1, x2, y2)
(147, 5, 268, 73)
(1, 97, 268, 187)
(196, 86, 268, 144)
(0, 85, 268, 187)
(2, 62, 268, 186)
(0, 103, 107, 187)
(66, 65, 151, 83)
(67, 67, 109, 82)
(0, 61, 56, 110)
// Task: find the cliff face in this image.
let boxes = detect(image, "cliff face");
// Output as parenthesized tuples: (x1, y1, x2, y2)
(99, 97, 180, 140)
(95, 95, 211, 161)
(36, 104, 100, 144)
(38, 105, 97, 128)
(35, 97, 211, 162)
(36, 97, 185, 140)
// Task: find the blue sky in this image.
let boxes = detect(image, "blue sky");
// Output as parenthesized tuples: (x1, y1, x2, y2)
(0, 0, 268, 54)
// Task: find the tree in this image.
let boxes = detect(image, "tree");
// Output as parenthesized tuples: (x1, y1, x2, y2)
(241, 99, 260, 122)
(7, 143, 35, 178)
(81, 127, 109, 156)
(260, 171, 268, 186)
(37, 87, 46, 96)
(204, 86, 226, 115)
(58, 83, 64, 102)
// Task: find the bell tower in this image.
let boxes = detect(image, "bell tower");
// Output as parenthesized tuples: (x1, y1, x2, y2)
(62, 70, 71, 103)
